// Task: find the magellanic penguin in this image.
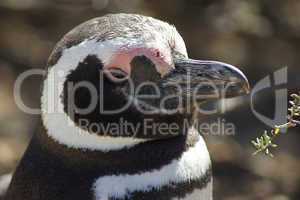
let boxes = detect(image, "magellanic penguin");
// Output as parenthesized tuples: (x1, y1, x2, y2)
(5, 14, 250, 200)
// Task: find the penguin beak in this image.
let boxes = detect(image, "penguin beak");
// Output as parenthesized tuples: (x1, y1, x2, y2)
(162, 58, 250, 100)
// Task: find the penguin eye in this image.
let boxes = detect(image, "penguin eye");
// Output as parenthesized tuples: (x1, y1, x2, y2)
(103, 68, 129, 83)
(156, 51, 161, 58)
(153, 50, 164, 59)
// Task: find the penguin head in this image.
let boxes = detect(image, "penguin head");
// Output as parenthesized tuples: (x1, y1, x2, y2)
(41, 14, 250, 151)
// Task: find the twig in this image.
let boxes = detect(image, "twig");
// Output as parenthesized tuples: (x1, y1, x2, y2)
(251, 93, 300, 157)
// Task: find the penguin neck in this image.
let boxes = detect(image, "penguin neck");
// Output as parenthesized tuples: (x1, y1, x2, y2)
(35, 121, 201, 176)
(9, 121, 211, 200)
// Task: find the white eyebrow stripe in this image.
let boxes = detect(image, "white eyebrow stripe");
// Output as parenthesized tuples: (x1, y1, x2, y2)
(41, 39, 149, 151)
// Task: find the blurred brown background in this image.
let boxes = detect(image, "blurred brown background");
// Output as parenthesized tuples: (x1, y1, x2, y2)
(0, 0, 300, 199)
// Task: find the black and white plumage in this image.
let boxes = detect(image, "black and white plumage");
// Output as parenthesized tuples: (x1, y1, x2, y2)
(5, 14, 249, 200)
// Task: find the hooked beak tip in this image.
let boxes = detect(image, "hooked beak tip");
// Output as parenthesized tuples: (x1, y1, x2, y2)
(171, 58, 251, 98)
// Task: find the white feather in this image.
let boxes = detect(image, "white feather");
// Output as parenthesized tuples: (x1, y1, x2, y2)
(0, 173, 12, 197)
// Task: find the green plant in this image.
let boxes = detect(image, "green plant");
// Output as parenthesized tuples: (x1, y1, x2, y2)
(251, 93, 300, 157)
